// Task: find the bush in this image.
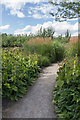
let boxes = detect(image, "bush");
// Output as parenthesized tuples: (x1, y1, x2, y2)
(24, 39, 56, 63)
(2, 34, 31, 47)
(66, 42, 80, 57)
(52, 41, 65, 61)
(53, 55, 80, 119)
(2, 48, 40, 100)
(53, 37, 69, 44)
(37, 55, 50, 67)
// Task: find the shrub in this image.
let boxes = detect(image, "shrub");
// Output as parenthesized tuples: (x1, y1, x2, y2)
(66, 42, 80, 57)
(52, 37, 69, 44)
(53, 55, 80, 119)
(2, 48, 40, 100)
(24, 38, 56, 63)
(2, 34, 31, 47)
(52, 41, 65, 61)
(37, 55, 50, 67)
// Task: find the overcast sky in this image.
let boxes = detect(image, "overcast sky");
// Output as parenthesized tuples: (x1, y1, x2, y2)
(0, 0, 78, 37)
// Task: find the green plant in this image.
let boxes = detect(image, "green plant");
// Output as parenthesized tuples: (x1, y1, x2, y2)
(53, 55, 80, 119)
(2, 33, 32, 47)
(52, 41, 65, 61)
(24, 42, 56, 63)
(2, 48, 40, 101)
(66, 42, 80, 57)
(37, 27, 54, 38)
(37, 55, 50, 67)
(52, 36, 69, 44)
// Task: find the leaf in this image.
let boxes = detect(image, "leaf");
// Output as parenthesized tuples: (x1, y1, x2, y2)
(11, 85, 18, 91)
(58, 80, 64, 87)
(66, 105, 73, 111)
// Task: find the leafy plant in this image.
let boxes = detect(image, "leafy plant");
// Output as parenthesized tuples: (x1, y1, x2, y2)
(37, 55, 50, 67)
(52, 41, 65, 61)
(2, 48, 40, 100)
(24, 39, 56, 63)
(2, 33, 31, 47)
(53, 55, 80, 119)
(65, 42, 80, 57)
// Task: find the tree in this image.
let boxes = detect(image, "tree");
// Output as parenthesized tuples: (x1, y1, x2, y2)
(65, 29, 70, 38)
(37, 27, 55, 38)
(65, 29, 71, 42)
(49, 0, 79, 21)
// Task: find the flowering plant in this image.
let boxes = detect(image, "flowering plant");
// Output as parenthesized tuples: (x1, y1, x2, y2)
(2, 48, 40, 100)
(53, 55, 80, 119)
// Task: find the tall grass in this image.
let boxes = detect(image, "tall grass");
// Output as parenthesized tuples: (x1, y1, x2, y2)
(24, 37, 56, 62)
(65, 37, 80, 57)
(52, 41, 65, 61)
(70, 36, 78, 45)
(52, 36, 69, 44)
(27, 37, 51, 44)
(24, 37, 65, 63)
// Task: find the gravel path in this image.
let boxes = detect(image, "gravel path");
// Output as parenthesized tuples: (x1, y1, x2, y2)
(3, 63, 59, 118)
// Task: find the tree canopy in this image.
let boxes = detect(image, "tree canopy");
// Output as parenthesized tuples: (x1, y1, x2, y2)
(49, 0, 79, 21)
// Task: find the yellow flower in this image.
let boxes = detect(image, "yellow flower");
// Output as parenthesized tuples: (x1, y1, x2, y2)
(35, 61, 37, 64)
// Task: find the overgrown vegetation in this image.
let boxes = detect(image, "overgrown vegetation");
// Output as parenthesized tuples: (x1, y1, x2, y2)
(37, 55, 50, 67)
(65, 41, 80, 57)
(53, 38, 80, 119)
(2, 28, 68, 101)
(2, 48, 40, 100)
(1, 33, 32, 47)
(53, 55, 80, 119)
(1, 28, 70, 47)
(24, 37, 65, 64)
(52, 41, 65, 61)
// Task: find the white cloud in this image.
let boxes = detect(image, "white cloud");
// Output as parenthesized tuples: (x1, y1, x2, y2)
(72, 32, 78, 36)
(0, 0, 49, 18)
(28, 10, 32, 14)
(17, 11, 25, 18)
(67, 18, 78, 22)
(0, 25, 10, 31)
(72, 22, 78, 31)
(1, 0, 79, 19)
(32, 14, 42, 19)
(14, 20, 78, 37)
(0, 0, 26, 18)
(10, 10, 25, 18)
(32, 13, 49, 19)
(23, 25, 31, 31)
(28, 3, 55, 19)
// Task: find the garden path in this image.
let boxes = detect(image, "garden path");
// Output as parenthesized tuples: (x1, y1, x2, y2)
(3, 63, 59, 118)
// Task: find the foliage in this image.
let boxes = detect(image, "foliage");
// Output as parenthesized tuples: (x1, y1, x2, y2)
(0, 47, 2, 99)
(65, 42, 80, 57)
(53, 55, 80, 119)
(37, 27, 55, 38)
(65, 30, 71, 39)
(2, 34, 31, 47)
(24, 39, 56, 63)
(37, 55, 50, 67)
(52, 41, 65, 61)
(2, 48, 40, 100)
(53, 36, 69, 44)
(49, 0, 79, 21)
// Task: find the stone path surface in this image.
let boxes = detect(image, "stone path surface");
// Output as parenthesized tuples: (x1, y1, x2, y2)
(3, 63, 59, 118)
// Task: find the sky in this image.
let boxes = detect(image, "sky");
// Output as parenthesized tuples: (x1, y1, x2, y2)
(0, 0, 78, 37)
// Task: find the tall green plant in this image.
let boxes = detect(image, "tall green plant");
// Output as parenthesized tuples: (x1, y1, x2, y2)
(52, 41, 65, 61)
(2, 48, 40, 100)
(24, 42, 56, 63)
(66, 42, 79, 57)
(53, 56, 80, 119)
